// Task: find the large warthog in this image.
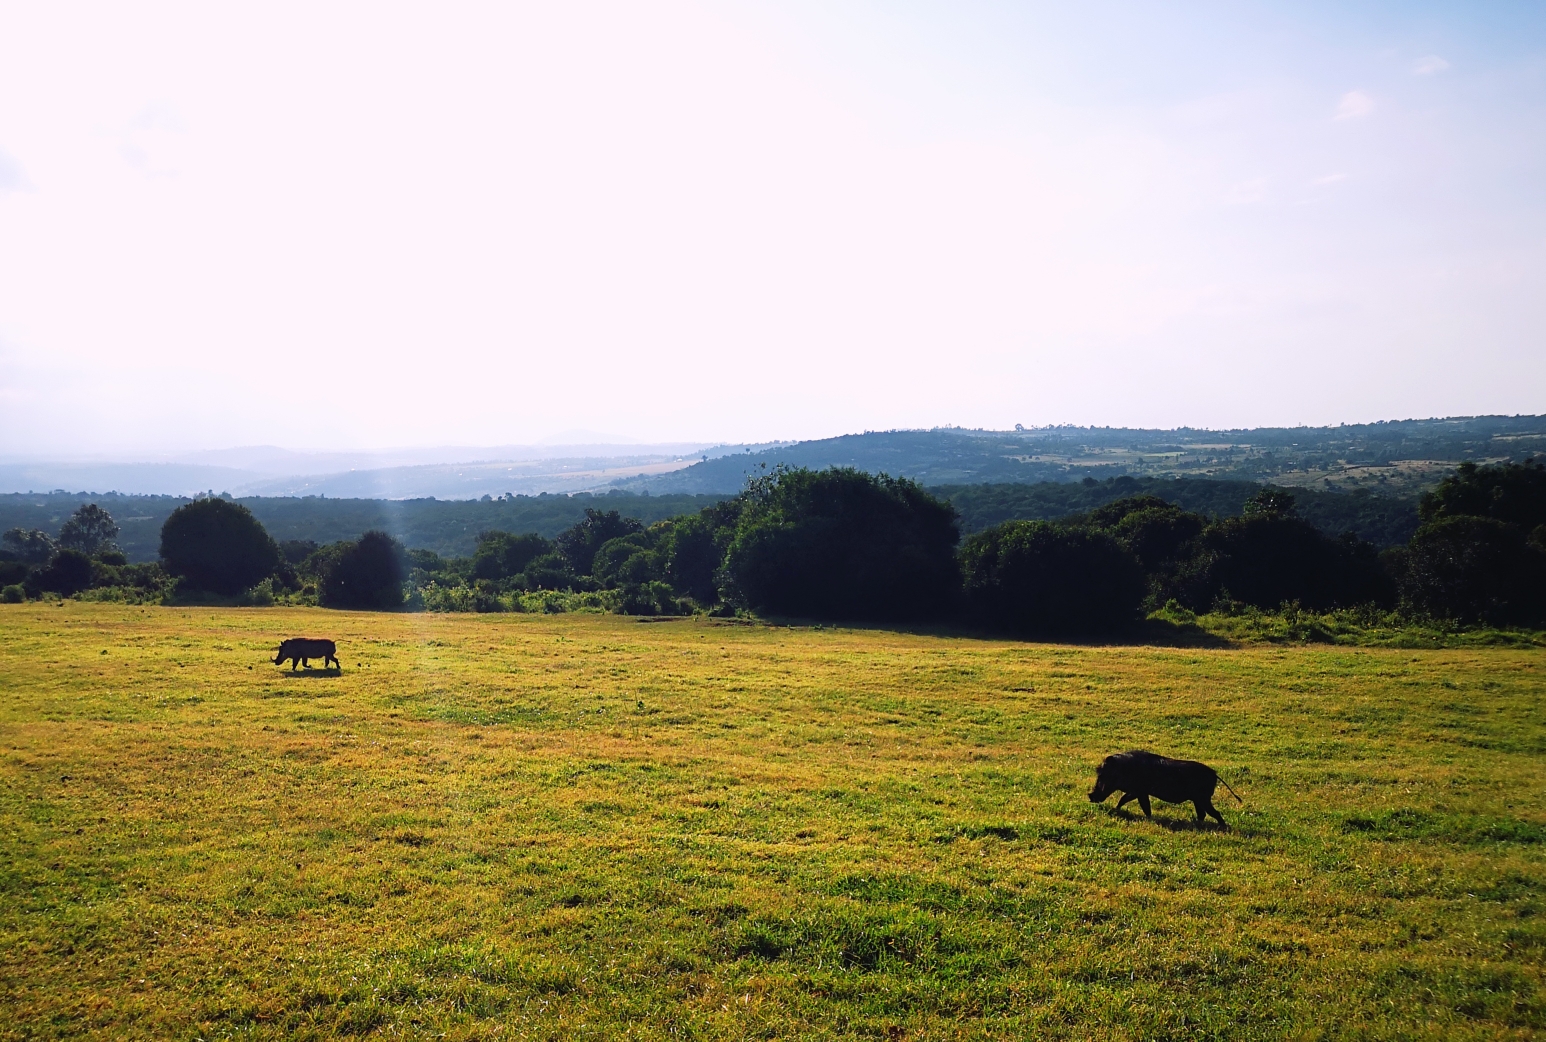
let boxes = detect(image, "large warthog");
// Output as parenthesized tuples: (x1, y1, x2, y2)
(1089, 750, 1242, 826)
(274, 638, 339, 671)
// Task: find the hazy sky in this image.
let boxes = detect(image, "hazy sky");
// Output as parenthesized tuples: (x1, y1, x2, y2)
(2, 1, 1543, 454)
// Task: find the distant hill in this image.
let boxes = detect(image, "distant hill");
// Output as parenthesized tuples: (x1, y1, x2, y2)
(612, 416, 1546, 497)
(0, 442, 740, 499)
(8, 417, 1538, 501)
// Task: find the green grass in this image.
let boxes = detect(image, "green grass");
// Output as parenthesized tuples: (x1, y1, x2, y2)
(1, 603, 1542, 1039)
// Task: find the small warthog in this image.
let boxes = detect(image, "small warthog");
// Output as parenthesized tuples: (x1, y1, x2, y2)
(1089, 750, 1241, 826)
(274, 638, 339, 671)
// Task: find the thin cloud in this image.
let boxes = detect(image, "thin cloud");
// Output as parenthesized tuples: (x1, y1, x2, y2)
(1335, 90, 1375, 120)
(1413, 55, 1450, 76)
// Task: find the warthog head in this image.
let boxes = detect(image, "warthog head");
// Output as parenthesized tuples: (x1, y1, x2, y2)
(273, 641, 291, 664)
(1088, 767, 1114, 803)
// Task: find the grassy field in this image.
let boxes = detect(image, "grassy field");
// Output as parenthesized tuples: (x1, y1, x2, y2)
(1, 604, 1542, 1040)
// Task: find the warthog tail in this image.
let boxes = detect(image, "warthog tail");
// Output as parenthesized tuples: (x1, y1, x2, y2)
(1218, 776, 1244, 804)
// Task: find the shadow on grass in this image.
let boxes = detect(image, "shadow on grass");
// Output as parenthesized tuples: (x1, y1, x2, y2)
(1102, 805, 1260, 835)
(743, 614, 1236, 649)
(276, 668, 343, 679)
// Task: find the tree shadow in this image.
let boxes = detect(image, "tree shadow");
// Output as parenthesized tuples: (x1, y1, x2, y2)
(747, 615, 1235, 649)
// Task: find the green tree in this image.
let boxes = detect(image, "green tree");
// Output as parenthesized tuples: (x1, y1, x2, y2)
(1197, 513, 1389, 611)
(660, 501, 744, 604)
(960, 521, 1145, 635)
(521, 552, 578, 591)
(1243, 488, 1298, 518)
(1396, 515, 1546, 625)
(1420, 459, 1546, 530)
(471, 531, 551, 581)
(591, 532, 660, 589)
(319, 531, 407, 610)
(159, 498, 279, 595)
(723, 467, 960, 621)
(556, 510, 643, 576)
(57, 503, 119, 557)
(3, 528, 56, 565)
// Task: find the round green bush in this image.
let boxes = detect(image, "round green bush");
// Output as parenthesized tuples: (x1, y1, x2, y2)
(159, 498, 279, 595)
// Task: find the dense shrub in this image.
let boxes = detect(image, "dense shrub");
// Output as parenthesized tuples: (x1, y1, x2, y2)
(592, 532, 665, 588)
(522, 552, 579, 591)
(1395, 515, 1546, 625)
(0, 559, 28, 587)
(961, 521, 1145, 635)
(319, 531, 408, 610)
(1080, 496, 1210, 607)
(1198, 513, 1390, 611)
(471, 531, 551, 581)
(616, 580, 691, 616)
(1, 584, 23, 603)
(723, 468, 960, 622)
(25, 549, 95, 597)
(556, 510, 643, 576)
(660, 512, 735, 604)
(159, 498, 280, 595)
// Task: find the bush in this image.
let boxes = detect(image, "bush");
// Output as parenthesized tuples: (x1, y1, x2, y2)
(592, 533, 663, 588)
(159, 498, 280, 595)
(25, 549, 95, 597)
(722, 468, 960, 622)
(960, 521, 1145, 635)
(319, 531, 408, 610)
(556, 510, 643, 576)
(0, 559, 28, 587)
(1197, 513, 1391, 611)
(1396, 515, 1546, 625)
(522, 552, 579, 591)
(1108, 502, 1206, 573)
(660, 512, 734, 604)
(471, 531, 551, 581)
(1, 584, 24, 603)
(616, 580, 691, 616)
(235, 578, 277, 607)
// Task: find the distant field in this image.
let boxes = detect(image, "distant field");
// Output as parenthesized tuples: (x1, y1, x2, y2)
(1, 605, 1542, 1040)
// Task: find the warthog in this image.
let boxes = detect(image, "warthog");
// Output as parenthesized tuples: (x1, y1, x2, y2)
(1089, 750, 1242, 826)
(274, 638, 339, 671)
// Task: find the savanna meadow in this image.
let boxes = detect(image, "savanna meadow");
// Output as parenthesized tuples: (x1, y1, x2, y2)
(2, 601, 1543, 1040)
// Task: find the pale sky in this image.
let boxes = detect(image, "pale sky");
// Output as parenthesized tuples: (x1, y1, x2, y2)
(1, 1, 1543, 455)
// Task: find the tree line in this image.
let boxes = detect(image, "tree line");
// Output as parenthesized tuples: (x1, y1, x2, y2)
(4, 460, 1543, 632)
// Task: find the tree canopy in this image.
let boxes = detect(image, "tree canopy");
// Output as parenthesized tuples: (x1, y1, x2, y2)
(159, 498, 279, 595)
(961, 521, 1145, 635)
(319, 531, 408, 610)
(722, 467, 960, 621)
(58, 504, 119, 557)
